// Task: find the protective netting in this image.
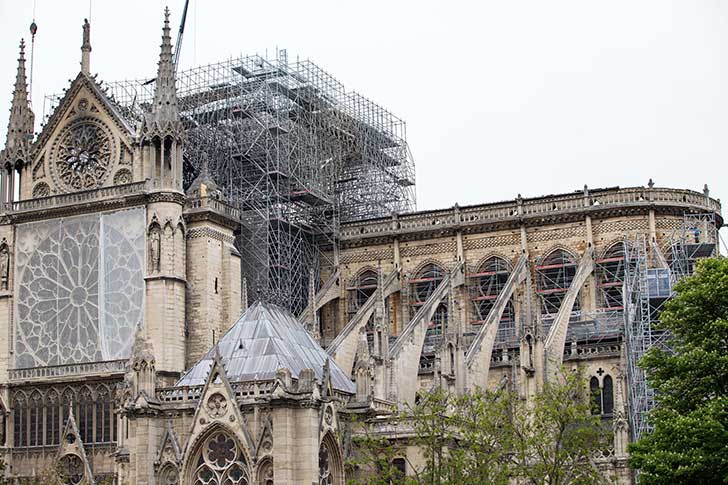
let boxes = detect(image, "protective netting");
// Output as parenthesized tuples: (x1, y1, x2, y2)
(14, 208, 145, 368)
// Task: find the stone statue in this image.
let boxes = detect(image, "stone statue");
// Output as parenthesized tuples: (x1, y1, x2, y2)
(0, 243, 9, 291)
(150, 229, 161, 272)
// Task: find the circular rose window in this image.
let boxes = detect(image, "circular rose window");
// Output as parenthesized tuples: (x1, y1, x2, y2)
(52, 119, 115, 191)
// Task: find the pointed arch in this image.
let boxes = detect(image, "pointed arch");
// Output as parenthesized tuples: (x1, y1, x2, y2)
(596, 241, 625, 310)
(319, 431, 344, 485)
(603, 375, 614, 416)
(12, 390, 27, 447)
(409, 261, 448, 372)
(159, 462, 180, 485)
(256, 457, 273, 485)
(469, 254, 516, 346)
(45, 388, 60, 445)
(29, 389, 42, 446)
(183, 423, 252, 485)
(347, 267, 379, 325)
(590, 376, 601, 415)
(536, 247, 580, 325)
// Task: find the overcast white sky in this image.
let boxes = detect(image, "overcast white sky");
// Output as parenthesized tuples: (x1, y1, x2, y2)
(0, 0, 725, 245)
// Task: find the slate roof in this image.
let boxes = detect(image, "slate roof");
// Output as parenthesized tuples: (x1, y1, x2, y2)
(176, 301, 355, 394)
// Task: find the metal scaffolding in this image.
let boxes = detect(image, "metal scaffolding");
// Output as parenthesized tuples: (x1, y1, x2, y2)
(624, 214, 719, 442)
(50, 52, 416, 315)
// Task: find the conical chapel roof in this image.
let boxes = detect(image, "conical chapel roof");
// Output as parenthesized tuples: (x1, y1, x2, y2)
(177, 301, 355, 393)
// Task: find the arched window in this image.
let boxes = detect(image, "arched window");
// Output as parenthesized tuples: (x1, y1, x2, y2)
(348, 270, 379, 351)
(95, 385, 113, 443)
(159, 463, 180, 485)
(257, 459, 273, 485)
(596, 243, 625, 310)
(590, 377, 601, 415)
(13, 392, 26, 447)
(537, 249, 579, 332)
(78, 387, 93, 444)
(190, 430, 250, 485)
(470, 256, 515, 346)
(319, 434, 343, 485)
(590, 374, 614, 417)
(603, 375, 614, 416)
(29, 391, 41, 446)
(46, 389, 60, 445)
(410, 263, 448, 371)
(347, 269, 378, 321)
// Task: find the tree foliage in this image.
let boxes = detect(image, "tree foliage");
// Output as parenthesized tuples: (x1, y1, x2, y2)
(628, 257, 728, 484)
(349, 371, 607, 484)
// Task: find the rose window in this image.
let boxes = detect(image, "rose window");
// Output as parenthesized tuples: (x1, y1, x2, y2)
(54, 120, 114, 191)
(15, 209, 145, 368)
(193, 432, 249, 485)
(58, 454, 84, 485)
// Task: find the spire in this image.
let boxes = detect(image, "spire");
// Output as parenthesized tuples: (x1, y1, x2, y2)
(145, 7, 181, 134)
(81, 19, 91, 74)
(2, 39, 35, 168)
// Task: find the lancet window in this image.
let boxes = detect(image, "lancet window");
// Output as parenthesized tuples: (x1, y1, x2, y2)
(347, 269, 378, 321)
(537, 249, 580, 333)
(590, 374, 614, 417)
(469, 256, 516, 346)
(11, 384, 117, 448)
(596, 243, 625, 310)
(409, 263, 448, 371)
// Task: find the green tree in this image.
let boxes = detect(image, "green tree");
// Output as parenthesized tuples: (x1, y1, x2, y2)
(629, 257, 728, 484)
(509, 371, 607, 485)
(349, 371, 607, 484)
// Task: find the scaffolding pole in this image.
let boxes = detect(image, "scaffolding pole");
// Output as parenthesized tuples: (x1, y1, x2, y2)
(70, 53, 417, 316)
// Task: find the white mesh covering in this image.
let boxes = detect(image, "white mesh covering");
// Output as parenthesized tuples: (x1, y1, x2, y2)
(14, 208, 145, 368)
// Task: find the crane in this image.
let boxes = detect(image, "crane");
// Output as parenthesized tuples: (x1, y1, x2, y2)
(173, 0, 191, 73)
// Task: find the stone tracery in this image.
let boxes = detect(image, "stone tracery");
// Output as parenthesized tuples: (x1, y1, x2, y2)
(14, 209, 144, 368)
(191, 431, 250, 485)
(53, 119, 114, 191)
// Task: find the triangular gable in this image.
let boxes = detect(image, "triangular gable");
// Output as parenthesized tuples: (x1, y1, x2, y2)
(182, 350, 255, 463)
(254, 413, 274, 459)
(35, 72, 135, 152)
(57, 408, 96, 485)
(156, 420, 183, 467)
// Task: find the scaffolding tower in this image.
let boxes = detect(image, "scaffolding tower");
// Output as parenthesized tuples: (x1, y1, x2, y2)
(624, 214, 719, 442)
(51, 52, 416, 315)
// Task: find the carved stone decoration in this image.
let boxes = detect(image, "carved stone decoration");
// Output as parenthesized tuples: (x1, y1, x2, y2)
(58, 453, 84, 485)
(323, 405, 334, 427)
(32, 181, 51, 198)
(192, 431, 250, 484)
(257, 459, 273, 485)
(207, 393, 228, 418)
(0, 240, 9, 291)
(32, 154, 45, 180)
(149, 222, 162, 273)
(52, 118, 115, 192)
(113, 168, 132, 185)
(159, 463, 179, 485)
(319, 442, 334, 485)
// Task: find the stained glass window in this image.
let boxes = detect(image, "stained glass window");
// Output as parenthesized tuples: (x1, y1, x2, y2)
(14, 208, 145, 368)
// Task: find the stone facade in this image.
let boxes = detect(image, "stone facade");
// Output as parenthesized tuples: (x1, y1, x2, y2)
(0, 10, 723, 485)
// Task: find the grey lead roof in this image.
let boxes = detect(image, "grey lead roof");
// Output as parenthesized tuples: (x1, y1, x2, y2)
(176, 301, 355, 394)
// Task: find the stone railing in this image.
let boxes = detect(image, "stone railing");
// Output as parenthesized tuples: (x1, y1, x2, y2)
(3, 181, 149, 215)
(341, 186, 721, 240)
(184, 195, 240, 220)
(9, 359, 127, 381)
(157, 385, 204, 403)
